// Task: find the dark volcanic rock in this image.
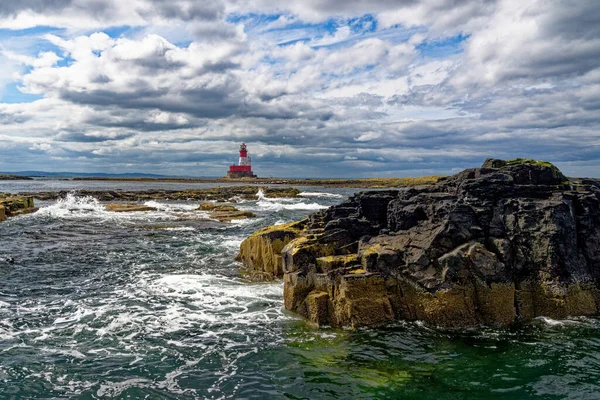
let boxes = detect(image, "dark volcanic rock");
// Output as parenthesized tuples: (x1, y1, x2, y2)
(238, 159, 600, 328)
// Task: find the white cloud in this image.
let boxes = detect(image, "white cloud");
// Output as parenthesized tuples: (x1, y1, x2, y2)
(0, 0, 598, 177)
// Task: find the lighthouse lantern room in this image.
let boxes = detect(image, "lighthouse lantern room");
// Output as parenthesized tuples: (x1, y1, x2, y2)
(227, 143, 257, 178)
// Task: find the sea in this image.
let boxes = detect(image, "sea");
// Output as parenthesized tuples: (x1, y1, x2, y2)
(0, 179, 599, 399)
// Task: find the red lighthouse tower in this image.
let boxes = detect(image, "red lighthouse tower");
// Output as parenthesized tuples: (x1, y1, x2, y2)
(227, 143, 257, 178)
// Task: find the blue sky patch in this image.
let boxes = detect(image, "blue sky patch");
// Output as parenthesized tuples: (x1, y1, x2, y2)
(0, 82, 43, 104)
(417, 34, 470, 59)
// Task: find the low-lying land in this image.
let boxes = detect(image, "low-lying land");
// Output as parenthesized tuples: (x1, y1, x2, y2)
(0, 174, 33, 180)
(68, 176, 444, 188)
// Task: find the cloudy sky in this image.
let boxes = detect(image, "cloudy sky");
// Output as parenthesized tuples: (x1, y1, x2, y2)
(0, 0, 598, 177)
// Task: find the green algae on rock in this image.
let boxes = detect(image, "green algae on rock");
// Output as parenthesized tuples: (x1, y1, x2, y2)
(105, 204, 158, 212)
(197, 202, 257, 222)
(238, 220, 307, 281)
(0, 194, 37, 221)
(237, 159, 600, 328)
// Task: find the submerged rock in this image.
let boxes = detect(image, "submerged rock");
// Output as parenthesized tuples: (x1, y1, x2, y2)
(105, 204, 158, 212)
(238, 159, 600, 328)
(197, 202, 256, 222)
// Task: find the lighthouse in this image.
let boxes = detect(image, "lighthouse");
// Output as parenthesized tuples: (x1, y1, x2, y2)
(227, 143, 257, 178)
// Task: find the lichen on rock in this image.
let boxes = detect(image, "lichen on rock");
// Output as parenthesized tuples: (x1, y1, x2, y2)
(237, 220, 307, 281)
(238, 159, 600, 328)
(0, 195, 37, 221)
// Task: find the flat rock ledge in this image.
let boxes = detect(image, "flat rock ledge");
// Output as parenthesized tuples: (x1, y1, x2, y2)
(238, 159, 600, 328)
(197, 203, 256, 222)
(104, 202, 256, 222)
(0, 195, 37, 222)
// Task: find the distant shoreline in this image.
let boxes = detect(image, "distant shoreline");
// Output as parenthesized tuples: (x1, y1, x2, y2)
(64, 176, 444, 188)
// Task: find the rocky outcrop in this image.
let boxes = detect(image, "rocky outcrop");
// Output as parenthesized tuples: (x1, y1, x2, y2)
(103, 201, 256, 222)
(19, 186, 301, 202)
(238, 220, 307, 281)
(105, 204, 158, 212)
(238, 159, 600, 328)
(197, 202, 256, 222)
(0, 195, 37, 221)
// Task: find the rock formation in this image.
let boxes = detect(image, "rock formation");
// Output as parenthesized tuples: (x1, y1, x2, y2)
(0, 195, 37, 222)
(238, 159, 600, 328)
(105, 204, 158, 212)
(197, 203, 256, 222)
(104, 202, 256, 222)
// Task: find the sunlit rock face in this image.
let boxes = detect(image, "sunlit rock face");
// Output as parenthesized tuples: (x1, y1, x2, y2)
(239, 159, 600, 328)
(0, 195, 36, 221)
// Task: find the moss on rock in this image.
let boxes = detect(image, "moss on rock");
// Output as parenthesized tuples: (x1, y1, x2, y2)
(238, 221, 306, 281)
(0, 195, 36, 221)
(106, 204, 158, 212)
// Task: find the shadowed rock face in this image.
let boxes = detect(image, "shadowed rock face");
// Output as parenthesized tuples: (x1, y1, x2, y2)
(238, 159, 600, 328)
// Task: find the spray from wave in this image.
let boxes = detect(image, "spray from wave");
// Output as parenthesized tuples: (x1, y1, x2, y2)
(34, 193, 106, 218)
(33, 193, 197, 222)
(143, 201, 199, 212)
(255, 189, 327, 211)
(298, 192, 343, 199)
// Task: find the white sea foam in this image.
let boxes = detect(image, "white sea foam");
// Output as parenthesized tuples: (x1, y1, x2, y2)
(254, 190, 327, 211)
(33, 193, 206, 223)
(299, 192, 343, 198)
(533, 316, 582, 327)
(117, 273, 292, 335)
(35, 193, 105, 219)
(143, 200, 199, 212)
(256, 189, 268, 201)
(223, 239, 243, 248)
(161, 226, 196, 231)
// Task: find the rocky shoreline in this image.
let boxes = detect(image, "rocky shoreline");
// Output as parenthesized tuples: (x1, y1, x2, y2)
(0, 186, 298, 224)
(238, 159, 600, 328)
(67, 176, 443, 188)
(18, 186, 301, 202)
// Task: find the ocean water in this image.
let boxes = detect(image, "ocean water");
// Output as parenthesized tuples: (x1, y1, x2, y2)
(0, 181, 599, 399)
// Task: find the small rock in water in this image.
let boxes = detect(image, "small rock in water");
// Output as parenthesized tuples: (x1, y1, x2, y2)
(105, 204, 158, 212)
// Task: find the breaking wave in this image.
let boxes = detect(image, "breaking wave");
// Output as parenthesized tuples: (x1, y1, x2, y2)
(34, 193, 106, 219)
(33, 193, 200, 222)
(143, 200, 199, 212)
(298, 192, 343, 198)
(255, 189, 328, 212)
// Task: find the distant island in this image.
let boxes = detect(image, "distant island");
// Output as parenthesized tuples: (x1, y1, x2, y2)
(0, 174, 33, 180)
(0, 171, 171, 179)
